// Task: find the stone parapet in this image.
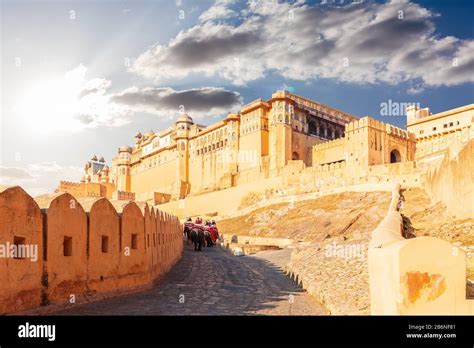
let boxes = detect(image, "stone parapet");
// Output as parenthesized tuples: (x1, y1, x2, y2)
(368, 183, 473, 314)
(0, 186, 183, 314)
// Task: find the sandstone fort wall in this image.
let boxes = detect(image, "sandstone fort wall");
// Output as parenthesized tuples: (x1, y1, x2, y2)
(424, 139, 474, 219)
(0, 186, 183, 314)
(368, 184, 473, 315)
(0, 186, 43, 314)
(158, 157, 424, 219)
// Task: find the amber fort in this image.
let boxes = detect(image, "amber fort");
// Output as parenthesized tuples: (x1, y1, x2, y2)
(2, 89, 473, 316)
(57, 90, 472, 210)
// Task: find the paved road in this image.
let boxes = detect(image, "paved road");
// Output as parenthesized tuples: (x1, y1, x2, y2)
(54, 243, 326, 315)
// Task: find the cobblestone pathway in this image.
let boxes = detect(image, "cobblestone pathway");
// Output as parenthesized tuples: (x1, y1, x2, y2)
(55, 244, 326, 315)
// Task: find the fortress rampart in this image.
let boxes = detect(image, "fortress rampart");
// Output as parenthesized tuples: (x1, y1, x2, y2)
(0, 186, 183, 314)
(424, 139, 473, 219)
(368, 182, 473, 315)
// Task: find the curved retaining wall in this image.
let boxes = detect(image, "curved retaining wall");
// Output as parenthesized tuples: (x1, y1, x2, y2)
(368, 184, 473, 314)
(0, 186, 183, 314)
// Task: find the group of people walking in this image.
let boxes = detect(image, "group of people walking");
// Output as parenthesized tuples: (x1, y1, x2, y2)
(183, 217, 220, 251)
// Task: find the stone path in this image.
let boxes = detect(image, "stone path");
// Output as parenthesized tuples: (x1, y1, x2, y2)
(54, 243, 326, 315)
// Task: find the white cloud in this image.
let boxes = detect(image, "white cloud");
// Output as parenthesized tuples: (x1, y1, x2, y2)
(16, 64, 131, 132)
(199, 0, 237, 22)
(16, 64, 244, 132)
(131, 0, 474, 88)
(0, 162, 84, 196)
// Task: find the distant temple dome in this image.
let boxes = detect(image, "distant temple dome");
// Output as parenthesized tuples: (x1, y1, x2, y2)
(91, 154, 98, 161)
(176, 113, 193, 123)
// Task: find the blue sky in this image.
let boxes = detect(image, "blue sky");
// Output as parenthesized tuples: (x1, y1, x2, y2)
(1, 0, 473, 194)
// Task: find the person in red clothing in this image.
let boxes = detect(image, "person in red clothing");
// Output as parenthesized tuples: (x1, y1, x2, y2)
(209, 221, 219, 243)
(190, 217, 205, 251)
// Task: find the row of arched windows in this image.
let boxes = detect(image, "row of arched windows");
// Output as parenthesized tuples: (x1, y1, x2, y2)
(196, 139, 228, 156)
(241, 123, 268, 135)
(195, 128, 227, 148)
(307, 119, 344, 140)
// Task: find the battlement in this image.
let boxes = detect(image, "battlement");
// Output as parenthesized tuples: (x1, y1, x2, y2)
(346, 117, 415, 140)
(316, 161, 346, 172)
(112, 190, 135, 201)
(57, 180, 115, 200)
(312, 138, 345, 151)
(59, 180, 82, 187)
(0, 186, 183, 314)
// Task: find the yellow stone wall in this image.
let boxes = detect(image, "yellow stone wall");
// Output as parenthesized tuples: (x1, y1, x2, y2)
(313, 117, 416, 168)
(189, 123, 229, 194)
(61, 92, 470, 205)
(130, 151, 179, 202)
(104, 90, 357, 201)
(58, 181, 115, 199)
(407, 104, 473, 162)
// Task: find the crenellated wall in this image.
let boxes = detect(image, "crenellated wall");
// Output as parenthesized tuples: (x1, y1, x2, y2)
(0, 186, 43, 314)
(312, 116, 416, 167)
(423, 139, 473, 219)
(0, 186, 183, 314)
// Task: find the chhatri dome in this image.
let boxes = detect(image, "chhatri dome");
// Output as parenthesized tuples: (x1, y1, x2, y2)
(119, 145, 132, 153)
(176, 113, 193, 123)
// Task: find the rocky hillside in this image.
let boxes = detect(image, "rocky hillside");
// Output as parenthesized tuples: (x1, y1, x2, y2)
(219, 191, 391, 314)
(218, 188, 474, 314)
(219, 191, 391, 242)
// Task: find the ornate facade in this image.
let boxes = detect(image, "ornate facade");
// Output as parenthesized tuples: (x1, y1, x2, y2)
(77, 90, 358, 202)
(57, 90, 471, 205)
(406, 104, 474, 163)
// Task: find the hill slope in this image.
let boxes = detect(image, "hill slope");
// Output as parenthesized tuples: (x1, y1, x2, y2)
(218, 188, 473, 314)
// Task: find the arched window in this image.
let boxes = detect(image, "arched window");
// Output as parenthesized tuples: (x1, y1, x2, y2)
(308, 120, 317, 135)
(390, 149, 401, 163)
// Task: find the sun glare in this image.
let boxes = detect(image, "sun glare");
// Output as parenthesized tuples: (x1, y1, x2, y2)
(17, 65, 91, 133)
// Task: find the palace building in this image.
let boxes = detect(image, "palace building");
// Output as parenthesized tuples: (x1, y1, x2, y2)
(56, 90, 473, 205)
(406, 103, 474, 163)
